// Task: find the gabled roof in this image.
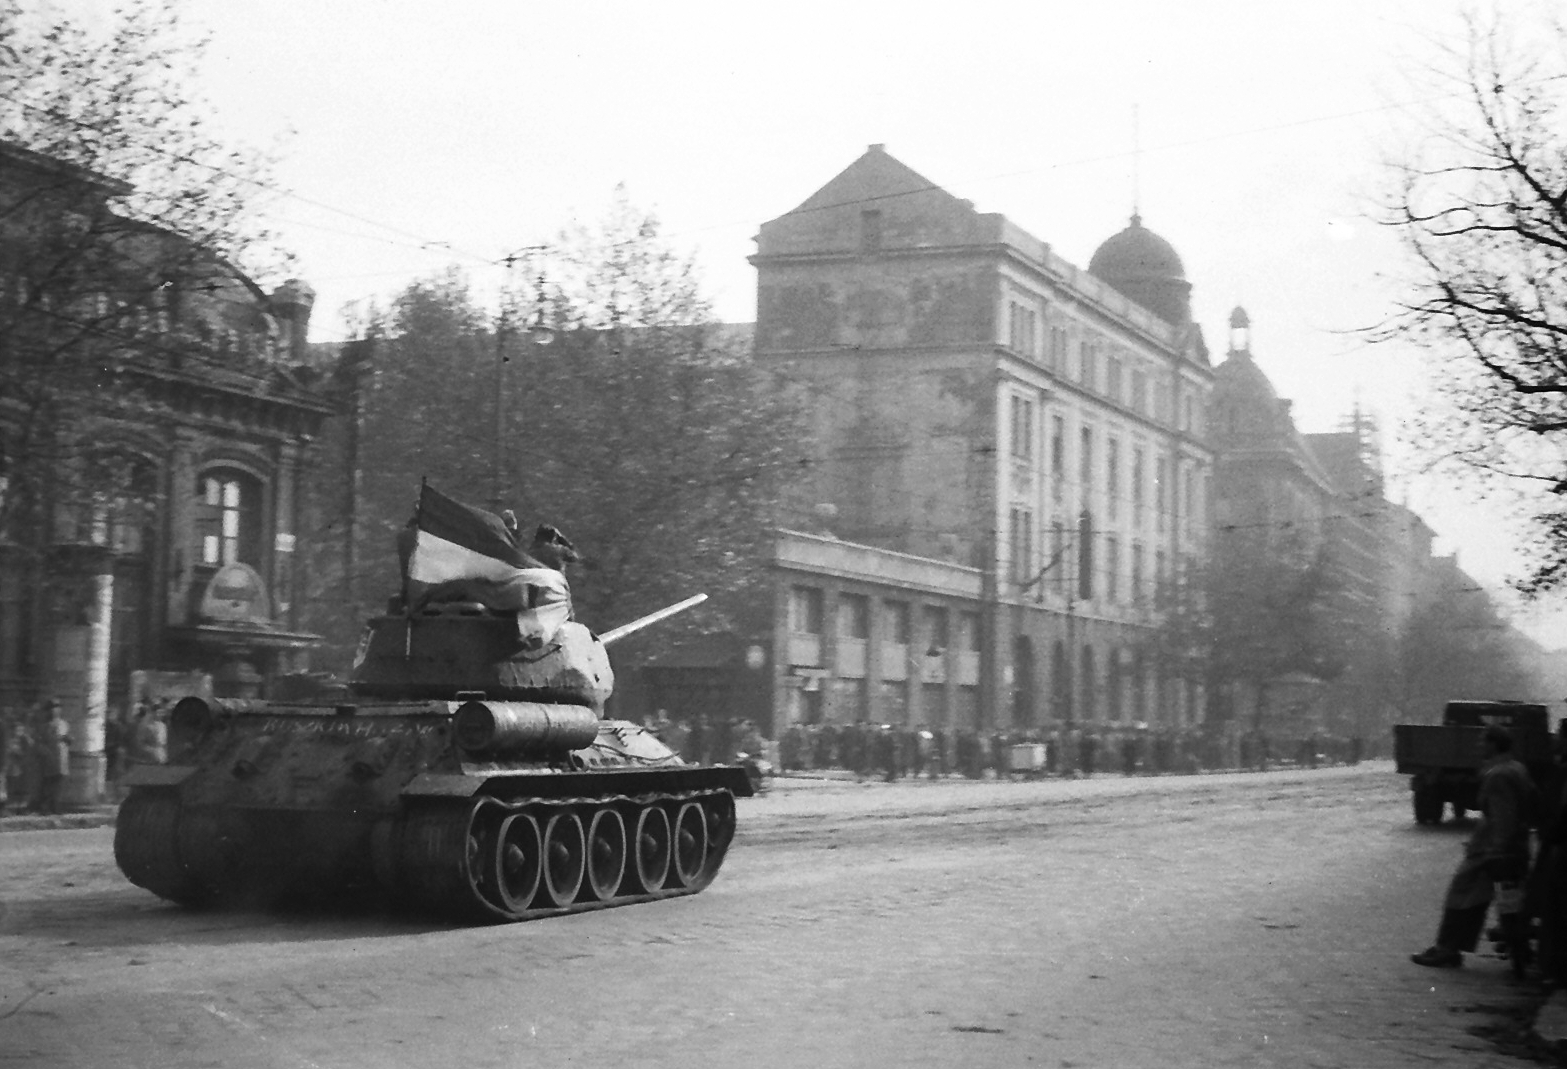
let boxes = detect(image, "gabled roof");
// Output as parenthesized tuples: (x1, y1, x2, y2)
(754, 144, 991, 257)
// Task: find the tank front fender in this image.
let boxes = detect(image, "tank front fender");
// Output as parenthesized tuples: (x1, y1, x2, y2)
(401, 773, 486, 798)
(121, 764, 198, 789)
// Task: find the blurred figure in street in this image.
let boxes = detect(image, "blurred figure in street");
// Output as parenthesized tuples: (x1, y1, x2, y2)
(34, 698, 71, 815)
(131, 699, 168, 769)
(3, 709, 32, 813)
(1412, 725, 1537, 970)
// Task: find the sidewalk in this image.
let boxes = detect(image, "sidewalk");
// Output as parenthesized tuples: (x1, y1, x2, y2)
(0, 803, 118, 833)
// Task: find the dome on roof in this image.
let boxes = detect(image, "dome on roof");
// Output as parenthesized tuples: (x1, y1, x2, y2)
(1086, 213, 1192, 324)
(1088, 213, 1185, 282)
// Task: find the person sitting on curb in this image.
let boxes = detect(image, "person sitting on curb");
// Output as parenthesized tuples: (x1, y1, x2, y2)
(1411, 724, 1537, 969)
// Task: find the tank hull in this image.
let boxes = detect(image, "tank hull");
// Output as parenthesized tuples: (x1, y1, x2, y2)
(114, 695, 750, 922)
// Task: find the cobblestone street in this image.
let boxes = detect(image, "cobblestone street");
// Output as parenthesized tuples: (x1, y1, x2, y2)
(0, 763, 1551, 1067)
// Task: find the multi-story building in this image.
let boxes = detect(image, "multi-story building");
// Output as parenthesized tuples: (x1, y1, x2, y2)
(751, 145, 1215, 733)
(0, 140, 332, 802)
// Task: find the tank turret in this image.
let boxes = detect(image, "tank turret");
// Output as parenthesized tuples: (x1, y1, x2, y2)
(114, 486, 752, 922)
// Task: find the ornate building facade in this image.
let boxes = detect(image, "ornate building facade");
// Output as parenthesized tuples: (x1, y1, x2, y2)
(0, 140, 333, 802)
(752, 145, 1214, 734)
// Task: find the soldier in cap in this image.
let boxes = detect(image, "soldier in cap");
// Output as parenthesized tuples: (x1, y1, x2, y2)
(1412, 725, 1538, 970)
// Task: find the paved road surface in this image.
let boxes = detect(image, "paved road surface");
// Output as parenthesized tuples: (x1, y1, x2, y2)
(0, 763, 1548, 1067)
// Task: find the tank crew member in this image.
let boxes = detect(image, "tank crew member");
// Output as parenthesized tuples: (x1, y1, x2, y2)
(1412, 725, 1537, 969)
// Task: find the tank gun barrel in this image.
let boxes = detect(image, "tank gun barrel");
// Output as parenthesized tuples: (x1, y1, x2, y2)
(600, 594, 708, 646)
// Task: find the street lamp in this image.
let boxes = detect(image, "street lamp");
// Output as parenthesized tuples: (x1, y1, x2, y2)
(493, 266, 555, 510)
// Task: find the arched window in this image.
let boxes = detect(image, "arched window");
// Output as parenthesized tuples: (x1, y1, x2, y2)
(195, 468, 261, 567)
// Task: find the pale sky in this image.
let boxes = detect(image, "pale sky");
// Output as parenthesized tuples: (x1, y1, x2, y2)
(53, 0, 1567, 646)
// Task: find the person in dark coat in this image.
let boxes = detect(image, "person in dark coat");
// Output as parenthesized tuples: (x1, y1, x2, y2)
(34, 699, 71, 815)
(1412, 726, 1538, 969)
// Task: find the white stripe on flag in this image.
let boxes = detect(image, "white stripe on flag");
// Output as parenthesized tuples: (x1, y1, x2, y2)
(407, 530, 523, 586)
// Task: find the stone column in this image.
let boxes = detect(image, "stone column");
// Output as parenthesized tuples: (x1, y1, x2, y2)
(167, 430, 198, 626)
(274, 440, 301, 631)
(49, 544, 114, 806)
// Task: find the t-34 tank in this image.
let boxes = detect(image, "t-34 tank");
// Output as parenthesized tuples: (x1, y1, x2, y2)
(115, 488, 752, 922)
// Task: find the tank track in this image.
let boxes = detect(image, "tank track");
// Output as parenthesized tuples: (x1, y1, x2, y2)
(115, 787, 738, 923)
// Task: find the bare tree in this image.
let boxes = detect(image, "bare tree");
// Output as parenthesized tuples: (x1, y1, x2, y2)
(1378, 9, 1567, 590)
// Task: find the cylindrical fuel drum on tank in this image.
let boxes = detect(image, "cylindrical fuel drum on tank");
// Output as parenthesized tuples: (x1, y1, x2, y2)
(452, 700, 601, 756)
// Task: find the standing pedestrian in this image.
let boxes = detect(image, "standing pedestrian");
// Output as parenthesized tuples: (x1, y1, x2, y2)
(1411, 725, 1538, 970)
(134, 700, 168, 768)
(35, 698, 71, 815)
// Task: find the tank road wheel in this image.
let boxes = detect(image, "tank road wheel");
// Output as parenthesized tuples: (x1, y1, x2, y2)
(114, 791, 210, 907)
(397, 801, 506, 920)
(670, 802, 709, 889)
(628, 805, 671, 894)
(701, 791, 737, 881)
(538, 810, 586, 908)
(492, 813, 543, 915)
(582, 808, 628, 902)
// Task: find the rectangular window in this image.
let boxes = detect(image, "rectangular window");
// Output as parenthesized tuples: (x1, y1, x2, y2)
(1132, 368, 1148, 414)
(1079, 340, 1096, 389)
(1080, 427, 1094, 493)
(924, 605, 950, 651)
(885, 599, 911, 644)
(1107, 437, 1120, 521)
(1106, 536, 1120, 603)
(789, 586, 824, 634)
(1132, 447, 1146, 529)
(1131, 542, 1144, 604)
(1008, 302, 1038, 358)
(1155, 455, 1168, 533)
(1050, 415, 1065, 502)
(1107, 356, 1123, 405)
(1009, 507, 1034, 584)
(1052, 521, 1067, 595)
(1010, 395, 1035, 460)
(838, 593, 869, 639)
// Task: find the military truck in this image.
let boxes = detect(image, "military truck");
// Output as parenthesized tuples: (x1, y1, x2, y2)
(1393, 700, 1554, 825)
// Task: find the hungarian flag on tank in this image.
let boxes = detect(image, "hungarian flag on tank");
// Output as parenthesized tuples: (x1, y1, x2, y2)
(399, 482, 572, 646)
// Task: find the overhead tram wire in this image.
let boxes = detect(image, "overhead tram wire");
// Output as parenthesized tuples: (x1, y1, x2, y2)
(6, 96, 500, 269)
(5, 84, 1455, 292)
(644, 92, 1467, 244)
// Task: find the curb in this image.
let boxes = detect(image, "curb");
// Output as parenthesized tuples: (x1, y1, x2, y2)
(0, 806, 118, 833)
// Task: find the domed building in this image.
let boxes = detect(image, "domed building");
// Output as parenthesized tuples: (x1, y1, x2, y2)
(1209, 306, 1333, 535)
(1088, 213, 1194, 327)
(751, 144, 1217, 738)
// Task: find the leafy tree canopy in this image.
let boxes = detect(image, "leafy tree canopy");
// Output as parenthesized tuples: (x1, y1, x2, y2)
(308, 194, 804, 667)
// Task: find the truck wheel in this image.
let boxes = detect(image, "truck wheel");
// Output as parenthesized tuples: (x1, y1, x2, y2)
(1413, 787, 1442, 825)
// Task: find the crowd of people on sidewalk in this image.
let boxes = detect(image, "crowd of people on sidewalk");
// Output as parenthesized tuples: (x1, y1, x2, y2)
(0, 696, 169, 816)
(771, 720, 1364, 781)
(643, 715, 1366, 783)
